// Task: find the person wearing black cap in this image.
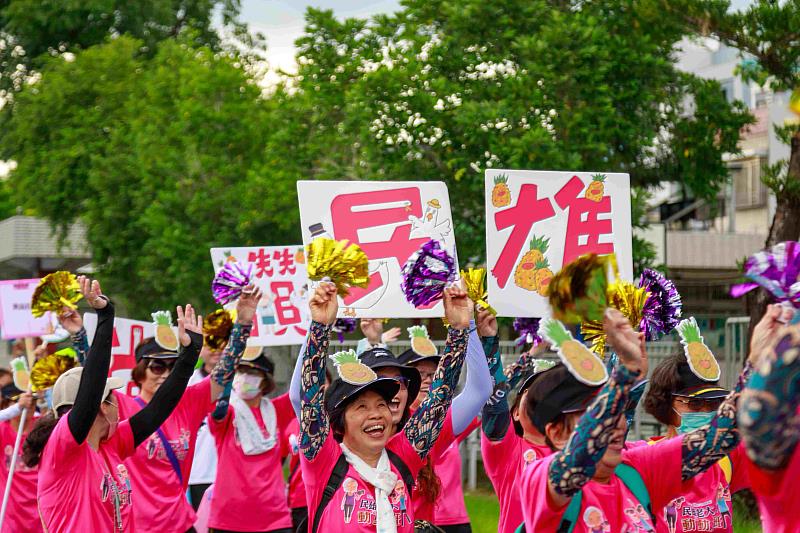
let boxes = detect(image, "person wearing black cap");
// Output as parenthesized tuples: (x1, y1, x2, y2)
(22, 277, 205, 532)
(297, 281, 471, 533)
(0, 382, 39, 531)
(517, 309, 760, 532)
(205, 349, 294, 533)
(737, 306, 800, 533)
(115, 286, 263, 533)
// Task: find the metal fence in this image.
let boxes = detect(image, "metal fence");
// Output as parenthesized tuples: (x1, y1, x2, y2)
(272, 318, 752, 490)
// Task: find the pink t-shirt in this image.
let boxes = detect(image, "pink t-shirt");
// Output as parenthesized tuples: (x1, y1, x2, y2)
(520, 436, 683, 532)
(0, 418, 41, 533)
(403, 412, 456, 522)
(301, 431, 425, 532)
(37, 415, 135, 532)
(481, 421, 552, 533)
(207, 393, 294, 531)
(116, 377, 215, 532)
(745, 443, 800, 533)
(285, 417, 307, 509)
(649, 438, 749, 533)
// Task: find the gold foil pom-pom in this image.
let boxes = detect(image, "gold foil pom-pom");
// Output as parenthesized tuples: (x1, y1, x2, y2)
(31, 271, 83, 318)
(581, 280, 650, 356)
(204, 308, 236, 350)
(306, 238, 370, 297)
(461, 267, 496, 315)
(548, 254, 616, 324)
(30, 352, 78, 392)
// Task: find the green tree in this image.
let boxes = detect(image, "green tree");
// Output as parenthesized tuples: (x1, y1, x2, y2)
(663, 0, 800, 337)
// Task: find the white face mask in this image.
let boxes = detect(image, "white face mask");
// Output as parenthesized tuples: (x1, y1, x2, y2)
(233, 373, 263, 400)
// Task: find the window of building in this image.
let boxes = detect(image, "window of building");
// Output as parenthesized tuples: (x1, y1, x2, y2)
(733, 157, 767, 209)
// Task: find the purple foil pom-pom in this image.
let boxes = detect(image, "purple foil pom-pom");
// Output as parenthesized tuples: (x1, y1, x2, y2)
(401, 240, 456, 308)
(638, 268, 682, 340)
(513, 317, 542, 347)
(731, 241, 800, 307)
(212, 261, 254, 305)
(332, 318, 357, 343)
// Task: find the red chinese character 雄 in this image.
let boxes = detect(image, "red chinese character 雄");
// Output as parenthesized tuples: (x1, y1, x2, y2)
(248, 249, 273, 278)
(492, 184, 556, 288)
(554, 176, 613, 266)
(330, 188, 429, 305)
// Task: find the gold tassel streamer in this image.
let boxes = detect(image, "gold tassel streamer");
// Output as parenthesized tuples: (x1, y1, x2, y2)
(581, 280, 650, 357)
(306, 238, 370, 297)
(461, 267, 496, 315)
(203, 309, 236, 350)
(31, 271, 83, 318)
(548, 254, 617, 324)
(30, 352, 78, 392)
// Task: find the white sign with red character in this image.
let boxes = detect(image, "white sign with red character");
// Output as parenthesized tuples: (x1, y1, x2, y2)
(210, 246, 309, 346)
(297, 180, 458, 318)
(0, 278, 51, 340)
(485, 170, 633, 317)
(84, 314, 153, 395)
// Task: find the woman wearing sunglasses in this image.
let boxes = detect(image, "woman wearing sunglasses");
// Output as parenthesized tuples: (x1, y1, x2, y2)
(22, 277, 204, 532)
(116, 286, 263, 533)
(298, 282, 471, 533)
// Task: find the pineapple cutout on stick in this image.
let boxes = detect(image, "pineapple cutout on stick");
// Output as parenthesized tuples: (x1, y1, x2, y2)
(408, 325, 437, 357)
(10, 357, 29, 391)
(491, 174, 512, 207)
(514, 235, 552, 295)
(540, 319, 608, 386)
(584, 174, 606, 202)
(677, 317, 720, 381)
(331, 350, 377, 385)
(151, 310, 179, 351)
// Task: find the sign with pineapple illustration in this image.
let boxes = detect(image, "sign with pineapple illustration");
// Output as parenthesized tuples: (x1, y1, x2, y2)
(210, 245, 309, 346)
(485, 170, 633, 317)
(676, 317, 721, 382)
(297, 180, 458, 319)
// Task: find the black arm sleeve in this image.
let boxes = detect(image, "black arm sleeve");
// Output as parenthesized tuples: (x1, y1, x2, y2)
(130, 330, 203, 447)
(67, 300, 115, 444)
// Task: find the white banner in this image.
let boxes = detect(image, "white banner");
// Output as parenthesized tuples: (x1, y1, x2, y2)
(485, 170, 633, 317)
(0, 278, 50, 340)
(297, 180, 458, 318)
(210, 246, 309, 346)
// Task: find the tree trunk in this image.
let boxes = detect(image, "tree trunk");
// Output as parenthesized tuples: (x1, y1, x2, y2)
(746, 129, 800, 350)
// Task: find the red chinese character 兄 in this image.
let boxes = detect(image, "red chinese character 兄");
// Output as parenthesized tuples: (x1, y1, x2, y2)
(273, 248, 296, 276)
(554, 176, 613, 266)
(248, 249, 273, 278)
(271, 281, 301, 326)
(491, 184, 556, 289)
(330, 187, 429, 304)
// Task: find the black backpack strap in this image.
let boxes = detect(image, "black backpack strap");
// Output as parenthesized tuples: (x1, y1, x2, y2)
(310, 454, 349, 533)
(386, 448, 415, 497)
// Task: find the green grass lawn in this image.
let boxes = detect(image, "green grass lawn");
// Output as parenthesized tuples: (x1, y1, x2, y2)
(463, 490, 764, 533)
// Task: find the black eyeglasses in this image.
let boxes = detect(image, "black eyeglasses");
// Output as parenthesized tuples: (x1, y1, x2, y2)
(147, 360, 176, 375)
(673, 396, 724, 411)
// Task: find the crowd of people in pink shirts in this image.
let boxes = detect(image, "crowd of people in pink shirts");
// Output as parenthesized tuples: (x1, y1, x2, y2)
(0, 274, 797, 533)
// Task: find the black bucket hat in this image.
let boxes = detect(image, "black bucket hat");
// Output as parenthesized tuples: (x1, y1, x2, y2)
(673, 361, 728, 399)
(525, 363, 603, 434)
(237, 354, 275, 375)
(324, 377, 402, 412)
(135, 338, 178, 363)
(360, 347, 422, 403)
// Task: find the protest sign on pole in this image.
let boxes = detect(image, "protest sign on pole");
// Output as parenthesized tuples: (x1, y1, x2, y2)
(210, 246, 309, 346)
(485, 170, 632, 317)
(297, 180, 458, 318)
(0, 278, 50, 340)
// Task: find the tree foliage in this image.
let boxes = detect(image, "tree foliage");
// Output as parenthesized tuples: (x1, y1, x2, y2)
(1, 0, 754, 318)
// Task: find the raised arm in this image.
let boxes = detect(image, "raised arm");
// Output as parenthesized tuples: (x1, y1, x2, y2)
(403, 286, 471, 459)
(481, 337, 521, 442)
(67, 278, 114, 444)
(288, 340, 307, 418)
(56, 306, 88, 365)
(209, 286, 261, 402)
(450, 321, 492, 435)
(680, 304, 791, 478)
(547, 310, 645, 506)
(298, 283, 338, 462)
(131, 305, 203, 446)
(738, 327, 800, 470)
